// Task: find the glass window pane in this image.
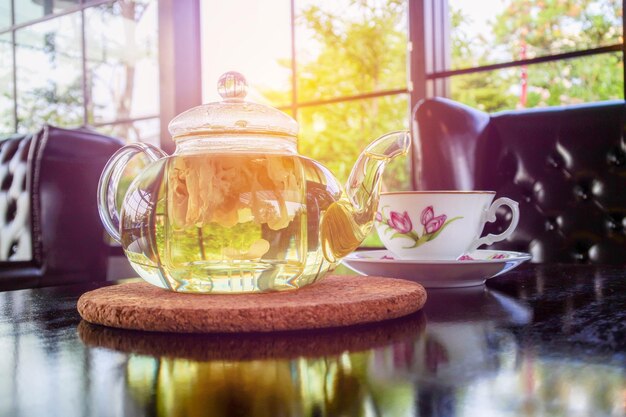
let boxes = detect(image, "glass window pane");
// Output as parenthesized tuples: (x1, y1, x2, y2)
(85, 1, 159, 125)
(450, 0, 623, 70)
(96, 117, 160, 146)
(450, 52, 624, 113)
(200, 0, 292, 107)
(299, 94, 410, 248)
(295, 0, 408, 103)
(0, 0, 11, 30)
(0, 33, 14, 135)
(15, 12, 83, 133)
(15, 0, 80, 25)
(298, 94, 411, 190)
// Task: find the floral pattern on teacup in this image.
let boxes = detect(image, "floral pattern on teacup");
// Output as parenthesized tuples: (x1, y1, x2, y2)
(377, 206, 462, 248)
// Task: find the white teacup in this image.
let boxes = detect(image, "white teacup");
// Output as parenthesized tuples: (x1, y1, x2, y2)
(375, 191, 519, 260)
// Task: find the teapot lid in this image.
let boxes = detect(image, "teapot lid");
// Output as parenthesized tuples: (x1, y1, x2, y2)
(168, 72, 298, 140)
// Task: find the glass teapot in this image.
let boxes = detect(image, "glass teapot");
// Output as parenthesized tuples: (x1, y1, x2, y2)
(98, 72, 410, 293)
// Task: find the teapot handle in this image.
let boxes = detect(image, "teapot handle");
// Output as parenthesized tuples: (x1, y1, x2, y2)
(97, 143, 168, 243)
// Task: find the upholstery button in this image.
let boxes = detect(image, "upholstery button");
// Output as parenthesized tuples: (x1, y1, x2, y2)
(9, 241, 18, 257)
(607, 213, 625, 234)
(546, 152, 565, 169)
(18, 139, 30, 162)
(5, 198, 16, 223)
(573, 179, 593, 201)
(572, 251, 588, 263)
(0, 140, 19, 163)
(573, 186, 589, 201)
(545, 216, 559, 231)
(521, 185, 533, 203)
(1, 172, 12, 191)
(606, 146, 626, 167)
(606, 218, 618, 232)
(572, 241, 592, 263)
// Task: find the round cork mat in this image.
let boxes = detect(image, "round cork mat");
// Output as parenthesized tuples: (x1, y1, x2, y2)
(77, 275, 426, 333)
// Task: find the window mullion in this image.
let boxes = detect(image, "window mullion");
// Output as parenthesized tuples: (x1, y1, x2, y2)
(290, 0, 297, 119)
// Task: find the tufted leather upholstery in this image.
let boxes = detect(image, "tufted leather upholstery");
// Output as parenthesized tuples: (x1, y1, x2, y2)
(0, 125, 123, 290)
(0, 134, 33, 263)
(413, 98, 626, 264)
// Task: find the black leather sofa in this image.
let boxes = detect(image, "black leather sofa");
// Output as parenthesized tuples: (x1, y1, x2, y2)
(413, 98, 626, 264)
(0, 125, 123, 290)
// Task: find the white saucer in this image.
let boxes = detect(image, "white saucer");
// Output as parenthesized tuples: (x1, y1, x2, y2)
(341, 249, 532, 288)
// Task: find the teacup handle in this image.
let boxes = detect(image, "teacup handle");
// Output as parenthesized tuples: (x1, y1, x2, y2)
(468, 197, 519, 252)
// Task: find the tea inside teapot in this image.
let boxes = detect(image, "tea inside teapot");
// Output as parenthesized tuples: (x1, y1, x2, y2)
(98, 72, 410, 293)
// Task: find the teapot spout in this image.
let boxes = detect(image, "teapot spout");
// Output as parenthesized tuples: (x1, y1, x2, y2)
(320, 131, 411, 262)
(346, 130, 411, 209)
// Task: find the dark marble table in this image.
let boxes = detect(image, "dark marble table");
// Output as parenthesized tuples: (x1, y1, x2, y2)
(0, 264, 624, 417)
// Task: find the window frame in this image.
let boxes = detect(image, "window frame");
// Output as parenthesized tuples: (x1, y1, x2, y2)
(2, 0, 623, 155)
(0, 0, 172, 146)
(412, 0, 626, 108)
(407, 0, 625, 188)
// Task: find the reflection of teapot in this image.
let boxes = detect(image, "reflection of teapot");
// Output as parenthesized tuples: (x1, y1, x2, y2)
(97, 72, 410, 293)
(79, 314, 425, 417)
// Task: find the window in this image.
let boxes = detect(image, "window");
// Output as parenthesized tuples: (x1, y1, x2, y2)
(202, 0, 624, 190)
(2, 1, 622, 159)
(0, 0, 160, 145)
(201, 0, 411, 193)
(445, 0, 624, 112)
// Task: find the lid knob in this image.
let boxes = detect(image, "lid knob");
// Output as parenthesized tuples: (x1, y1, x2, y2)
(217, 71, 248, 101)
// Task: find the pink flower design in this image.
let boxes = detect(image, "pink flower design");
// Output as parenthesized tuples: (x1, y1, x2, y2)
(375, 211, 383, 222)
(382, 255, 395, 260)
(425, 214, 447, 234)
(458, 254, 474, 261)
(420, 206, 434, 225)
(490, 253, 507, 259)
(388, 211, 412, 234)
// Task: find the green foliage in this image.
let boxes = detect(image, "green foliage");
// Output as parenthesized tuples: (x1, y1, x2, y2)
(17, 78, 84, 132)
(451, 0, 623, 112)
(492, 0, 622, 55)
(275, 0, 411, 192)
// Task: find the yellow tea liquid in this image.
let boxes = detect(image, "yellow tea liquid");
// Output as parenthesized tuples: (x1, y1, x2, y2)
(120, 152, 342, 293)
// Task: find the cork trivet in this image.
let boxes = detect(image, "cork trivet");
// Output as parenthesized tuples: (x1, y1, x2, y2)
(77, 275, 426, 333)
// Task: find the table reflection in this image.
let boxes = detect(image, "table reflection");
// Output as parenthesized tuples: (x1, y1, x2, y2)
(79, 312, 426, 417)
(76, 287, 531, 417)
(1, 270, 625, 417)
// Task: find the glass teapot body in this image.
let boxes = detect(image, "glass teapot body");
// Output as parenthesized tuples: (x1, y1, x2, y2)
(98, 72, 410, 293)
(110, 136, 346, 293)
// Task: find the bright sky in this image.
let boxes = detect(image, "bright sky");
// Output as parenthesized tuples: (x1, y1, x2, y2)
(448, 0, 507, 40)
(200, 0, 292, 105)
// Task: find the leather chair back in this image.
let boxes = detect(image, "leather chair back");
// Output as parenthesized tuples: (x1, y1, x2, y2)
(0, 125, 123, 289)
(413, 98, 626, 263)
